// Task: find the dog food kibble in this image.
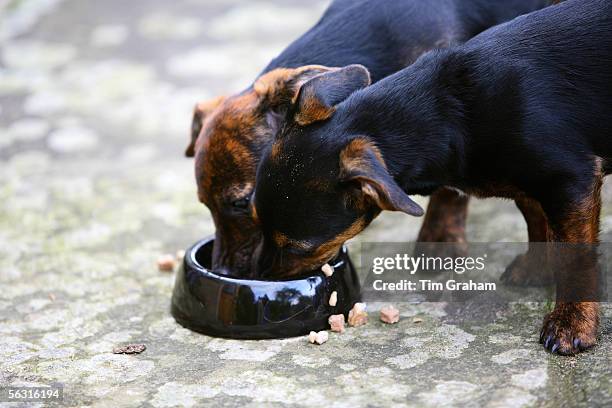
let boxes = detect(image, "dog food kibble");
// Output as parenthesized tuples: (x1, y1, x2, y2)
(157, 254, 176, 272)
(329, 291, 338, 307)
(314, 331, 329, 344)
(380, 305, 400, 324)
(321, 263, 334, 277)
(308, 330, 329, 345)
(348, 302, 368, 327)
(328, 314, 345, 333)
(113, 343, 146, 354)
(412, 317, 423, 324)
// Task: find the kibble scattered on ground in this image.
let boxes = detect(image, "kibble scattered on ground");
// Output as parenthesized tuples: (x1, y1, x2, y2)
(157, 254, 176, 272)
(328, 314, 345, 333)
(112, 344, 147, 354)
(348, 303, 368, 327)
(308, 331, 329, 345)
(380, 305, 400, 324)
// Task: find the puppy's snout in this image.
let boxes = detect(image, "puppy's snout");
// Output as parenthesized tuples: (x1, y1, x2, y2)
(253, 239, 275, 277)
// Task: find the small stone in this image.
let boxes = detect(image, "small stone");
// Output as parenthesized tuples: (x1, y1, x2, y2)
(321, 263, 334, 277)
(329, 291, 338, 307)
(157, 254, 176, 272)
(308, 331, 317, 344)
(348, 302, 368, 327)
(48, 293, 56, 302)
(113, 344, 146, 354)
(328, 314, 345, 333)
(380, 305, 400, 324)
(412, 317, 423, 324)
(175, 250, 186, 261)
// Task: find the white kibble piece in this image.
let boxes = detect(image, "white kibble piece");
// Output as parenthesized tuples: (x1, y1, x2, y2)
(329, 291, 338, 307)
(348, 302, 368, 327)
(308, 331, 317, 343)
(157, 254, 176, 272)
(314, 331, 329, 345)
(412, 317, 423, 324)
(380, 305, 400, 324)
(328, 314, 345, 333)
(321, 263, 334, 277)
(353, 302, 366, 313)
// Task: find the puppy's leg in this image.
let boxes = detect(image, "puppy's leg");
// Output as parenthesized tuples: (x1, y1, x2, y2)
(416, 188, 469, 257)
(501, 197, 554, 286)
(539, 176, 602, 355)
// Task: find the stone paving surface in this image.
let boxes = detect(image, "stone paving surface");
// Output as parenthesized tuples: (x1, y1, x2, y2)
(0, 0, 610, 407)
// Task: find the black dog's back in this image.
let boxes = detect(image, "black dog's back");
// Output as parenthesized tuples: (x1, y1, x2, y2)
(264, 0, 550, 82)
(466, 0, 612, 158)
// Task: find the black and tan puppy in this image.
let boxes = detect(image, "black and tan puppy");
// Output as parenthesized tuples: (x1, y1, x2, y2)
(254, 0, 611, 354)
(187, 0, 552, 274)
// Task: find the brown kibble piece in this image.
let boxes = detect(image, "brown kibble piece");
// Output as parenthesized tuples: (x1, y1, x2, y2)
(328, 314, 345, 333)
(321, 263, 334, 277)
(329, 291, 338, 307)
(308, 330, 328, 345)
(157, 254, 176, 272)
(380, 305, 400, 324)
(113, 344, 146, 354)
(314, 331, 328, 345)
(348, 302, 368, 327)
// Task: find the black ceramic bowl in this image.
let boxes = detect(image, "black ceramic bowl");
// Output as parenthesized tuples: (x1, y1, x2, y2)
(171, 236, 361, 339)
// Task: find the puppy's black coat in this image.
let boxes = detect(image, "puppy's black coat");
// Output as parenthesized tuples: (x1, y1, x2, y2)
(264, 0, 552, 82)
(255, 0, 611, 354)
(190, 0, 553, 273)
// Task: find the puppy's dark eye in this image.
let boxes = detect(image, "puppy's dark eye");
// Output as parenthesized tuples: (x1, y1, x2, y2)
(232, 197, 250, 210)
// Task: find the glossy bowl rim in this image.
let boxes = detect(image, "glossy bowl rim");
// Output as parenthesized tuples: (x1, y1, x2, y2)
(171, 236, 361, 339)
(185, 235, 350, 284)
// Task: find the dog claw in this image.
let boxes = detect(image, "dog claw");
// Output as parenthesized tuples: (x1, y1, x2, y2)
(544, 335, 552, 349)
(551, 341, 559, 353)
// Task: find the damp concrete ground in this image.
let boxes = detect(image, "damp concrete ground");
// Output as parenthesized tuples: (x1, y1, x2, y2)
(0, 0, 610, 407)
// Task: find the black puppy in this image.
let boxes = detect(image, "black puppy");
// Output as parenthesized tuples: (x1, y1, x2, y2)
(187, 0, 552, 274)
(255, 0, 611, 354)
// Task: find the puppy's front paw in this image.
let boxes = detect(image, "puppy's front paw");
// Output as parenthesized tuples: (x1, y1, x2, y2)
(539, 304, 598, 355)
(501, 253, 553, 286)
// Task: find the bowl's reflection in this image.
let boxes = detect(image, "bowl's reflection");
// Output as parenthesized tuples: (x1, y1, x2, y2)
(171, 236, 361, 339)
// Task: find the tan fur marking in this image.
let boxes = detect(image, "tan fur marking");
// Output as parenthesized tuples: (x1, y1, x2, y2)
(254, 65, 334, 102)
(340, 138, 387, 173)
(186, 95, 226, 157)
(294, 85, 336, 126)
(270, 141, 283, 160)
(273, 231, 289, 247)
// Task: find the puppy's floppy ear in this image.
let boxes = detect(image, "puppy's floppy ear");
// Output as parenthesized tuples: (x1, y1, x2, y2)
(253, 65, 336, 107)
(185, 96, 225, 158)
(340, 138, 424, 216)
(294, 64, 371, 126)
